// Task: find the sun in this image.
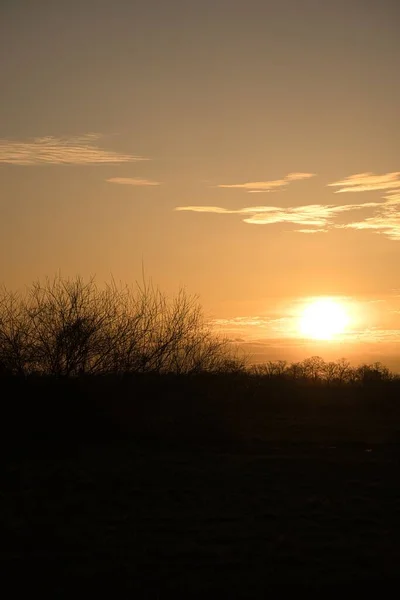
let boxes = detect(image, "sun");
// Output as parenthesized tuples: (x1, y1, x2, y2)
(299, 298, 350, 340)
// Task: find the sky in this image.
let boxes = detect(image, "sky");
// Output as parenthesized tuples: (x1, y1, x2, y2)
(1, 0, 400, 368)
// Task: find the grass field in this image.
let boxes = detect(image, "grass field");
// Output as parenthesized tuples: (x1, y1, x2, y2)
(2, 375, 400, 596)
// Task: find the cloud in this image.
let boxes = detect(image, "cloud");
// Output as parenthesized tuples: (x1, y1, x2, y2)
(106, 177, 161, 186)
(213, 318, 400, 347)
(327, 173, 400, 239)
(340, 217, 400, 240)
(216, 172, 315, 191)
(178, 176, 400, 240)
(213, 316, 275, 328)
(294, 228, 328, 234)
(285, 172, 316, 181)
(176, 206, 235, 214)
(246, 189, 276, 194)
(0, 134, 148, 165)
(217, 179, 287, 190)
(242, 201, 379, 226)
(176, 200, 380, 229)
(211, 315, 294, 340)
(347, 328, 400, 343)
(339, 192, 400, 240)
(328, 172, 400, 193)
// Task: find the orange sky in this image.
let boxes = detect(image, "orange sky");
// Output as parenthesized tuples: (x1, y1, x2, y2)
(1, 0, 399, 367)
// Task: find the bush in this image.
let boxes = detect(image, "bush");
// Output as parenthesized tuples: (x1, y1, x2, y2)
(0, 275, 243, 377)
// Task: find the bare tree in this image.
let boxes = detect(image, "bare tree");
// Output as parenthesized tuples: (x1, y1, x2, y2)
(0, 274, 240, 377)
(354, 362, 392, 385)
(322, 358, 352, 384)
(0, 286, 33, 375)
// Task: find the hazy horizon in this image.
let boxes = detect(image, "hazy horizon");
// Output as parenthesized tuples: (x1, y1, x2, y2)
(1, 0, 399, 369)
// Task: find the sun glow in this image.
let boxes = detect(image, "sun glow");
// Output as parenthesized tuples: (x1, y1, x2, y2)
(299, 298, 350, 340)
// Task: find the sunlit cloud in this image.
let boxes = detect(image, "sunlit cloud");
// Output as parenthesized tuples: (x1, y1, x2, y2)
(348, 328, 400, 343)
(217, 179, 287, 190)
(176, 206, 236, 214)
(340, 218, 400, 241)
(246, 189, 276, 194)
(106, 177, 161, 186)
(0, 134, 148, 165)
(213, 316, 275, 328)
(209, 293, 400, 368)
(286, 172, 316, 181)
(242, 202, 379, 226)
(383, 191, 400, 205)
(176, 184, 400, 240)
(216, 172, 316, 191)
(213, 317, 400, 345)
(294, 228, 328, 234)
(339, 190, 400, 240)
(212, 316, 294, 340)
(176, 200, 380, 230)
(328, 172, 400, 193)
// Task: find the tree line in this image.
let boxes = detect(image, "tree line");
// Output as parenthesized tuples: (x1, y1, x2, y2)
(250, 356, 397, 385)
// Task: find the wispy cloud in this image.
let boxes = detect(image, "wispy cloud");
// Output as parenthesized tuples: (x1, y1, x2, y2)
(294, 228, 328, 234)
(211, 292, 400, 347)
(286, 172, 316, 181)
(176, 200, 380, 229)
(106, 177, 161, 186)
(178, 171, 400, 240)
(339, 191, 400, 240)
(213, 316, 277, 328)
(216, 172, 315, 191)
(217, 179, 287, 190)
(328, 172, 400, 193)
(212, 316, 294, 340)
(176, 206, 235, 214)
(347, 328, 400, 343)
(246, 189, 276, 194)
(0, 134, 148, 165)
(327, 171, 400, 239)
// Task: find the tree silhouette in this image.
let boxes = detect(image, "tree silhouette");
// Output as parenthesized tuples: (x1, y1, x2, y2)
(0, 275, 243, 376)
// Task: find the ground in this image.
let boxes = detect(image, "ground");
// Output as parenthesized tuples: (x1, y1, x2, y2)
(3, 438, 400, 597)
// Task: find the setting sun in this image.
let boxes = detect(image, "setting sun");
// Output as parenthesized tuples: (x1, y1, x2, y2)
(299, 298, 350, 341)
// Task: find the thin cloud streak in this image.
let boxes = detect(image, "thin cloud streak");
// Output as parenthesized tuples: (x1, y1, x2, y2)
(212, 315, 294, 340)
(328, 172, 400, 193)
(0, 134, 148, 165)
(246, 189, 275, 193)
(217, 179, 287, 190)
(213, 315, 400, 345)
(176, 206, 235, 214)
(178, 178, 400, 240)
(340, 192, 400, 240)
(294, 228, 328, 234)
(213, 316, 276, 328)
(286, 172, 316, 181)
(216, 172, 315, 191)
(106, 177, 161, 186)
(176, 200, 380, 229)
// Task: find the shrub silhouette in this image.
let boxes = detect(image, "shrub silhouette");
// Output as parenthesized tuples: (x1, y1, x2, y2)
(0, 275, 244, 377)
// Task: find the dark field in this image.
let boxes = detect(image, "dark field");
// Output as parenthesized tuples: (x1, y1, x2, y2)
(2, 375, 400, 596)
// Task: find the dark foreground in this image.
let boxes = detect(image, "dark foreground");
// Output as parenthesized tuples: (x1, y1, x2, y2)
(2, 374, 400, 596)
(3, 439, 400, 597)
